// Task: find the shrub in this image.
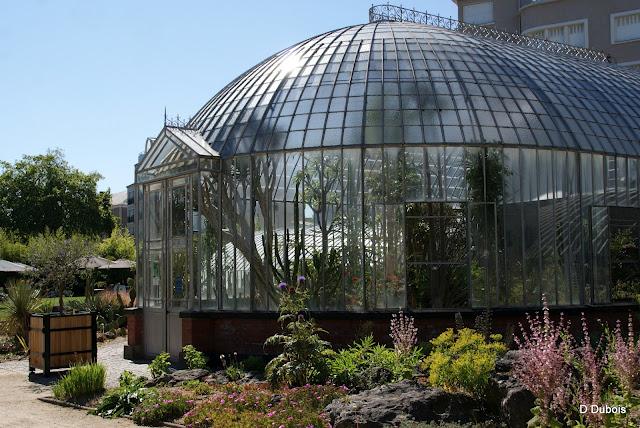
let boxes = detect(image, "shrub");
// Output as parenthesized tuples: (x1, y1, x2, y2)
(132, 388, 193, 426)
(149, 352, 171, 379)
(183, 383, 346, 428)
(220, 352, 245, 381)
(264, 276, 330, 387)
(422, 328, 506, 398)
(242, 355, 267, 372)
(181, 380, 214, 395)
(606, 314, 640, 396)
(4, 279, 42, 341)
(52, 363, 106, 400)
(70, 290, 128, 333)
(182, 344, 208, 370)
(512, 296, 574, 426)
(390, 311, 418, 355)
(94, 370, 147, 418)
(329, 335, 423, 390)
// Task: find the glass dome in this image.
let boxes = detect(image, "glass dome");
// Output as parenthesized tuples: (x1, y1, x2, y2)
(189, 21, 640, 158)
(134, 19, 640, 356)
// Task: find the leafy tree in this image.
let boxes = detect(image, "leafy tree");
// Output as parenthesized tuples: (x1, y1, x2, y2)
(0, 228, 28, 262)
(0, 149, 116, 237)
(26, 229, 94, 312)
(97, 228, 135, 261)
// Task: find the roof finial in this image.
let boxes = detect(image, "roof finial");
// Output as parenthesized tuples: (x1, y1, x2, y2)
(164, 106, 167, 125)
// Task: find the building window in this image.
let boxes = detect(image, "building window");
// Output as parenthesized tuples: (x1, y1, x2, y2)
(525, 20, 587, 48)
(463, 1, 494, 26)
(619, 61, 640, 71)
(612, 10, 640, 44)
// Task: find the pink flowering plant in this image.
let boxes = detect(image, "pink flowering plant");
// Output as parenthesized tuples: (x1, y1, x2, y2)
(514, 296, 640, 427)
(512, 295, 573, 426)
(182, 383, 346, 428)
(132, 388, 194, 426)
(606, 314, 640, 397)
(390, 310, 418, 355)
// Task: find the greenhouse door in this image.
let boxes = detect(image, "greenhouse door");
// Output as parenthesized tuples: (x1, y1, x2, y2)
(144, 182, 167, 356)
(166, 176, 192, 358)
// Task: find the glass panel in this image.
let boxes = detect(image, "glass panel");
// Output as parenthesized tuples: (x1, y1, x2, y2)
(342, 149, 364, 310)
(503, 148, 524, 306)
(617, 157, 628, 206)
(406, 202, 468, 309)
(522, 149, 540, 306)
(592, 206, 610, 303)
(148, 250, 162, 308)
(200, 171, 219, 310)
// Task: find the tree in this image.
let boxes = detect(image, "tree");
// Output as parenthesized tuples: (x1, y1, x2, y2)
(0, 228, 28, 262)
(0, 149, 116, 237)
(26, 229, 94, 312)
(97, 228, 135, 261)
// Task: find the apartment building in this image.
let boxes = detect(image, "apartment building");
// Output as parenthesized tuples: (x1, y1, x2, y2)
(452, 0, 640, 69)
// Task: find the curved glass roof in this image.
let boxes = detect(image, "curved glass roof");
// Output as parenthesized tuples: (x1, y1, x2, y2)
(188, 21, 640, 158)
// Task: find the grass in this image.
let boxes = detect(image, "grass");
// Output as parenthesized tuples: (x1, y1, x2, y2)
(0, 296, 85, 320)
(52, 363, 106, 400)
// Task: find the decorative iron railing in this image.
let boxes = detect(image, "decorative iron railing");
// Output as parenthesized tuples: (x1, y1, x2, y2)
(368, 4, 609, 63)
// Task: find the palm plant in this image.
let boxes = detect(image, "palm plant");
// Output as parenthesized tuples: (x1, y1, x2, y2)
(4, 279, 43, 343)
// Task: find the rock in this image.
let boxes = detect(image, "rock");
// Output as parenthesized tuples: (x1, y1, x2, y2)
(204, 370, 264, 385)
(144, 369, 210, 387)
(485, 372, 535, 428)
(324, 380, 484, 427)
(169, 368, 210, 384)
(104, 331, 116, 340)
(495, 350, 520, 373)
(502, 386, 535, 428)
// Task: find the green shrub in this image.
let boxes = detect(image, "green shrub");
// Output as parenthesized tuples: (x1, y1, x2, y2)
(264, 279, 330, 387)
(328, 335, 423, 390)
(132, 388, 193, 426)
(4, 279, 42, 341)
(182, 344, 208, 370)
(220, 352, 245, 381)
(94, 370, 147, 418)
(421, 328, 507, 397)
(52, 363, 106, 400)
(149, 352, 171, 378)
(181, 380, 214, 395)
(242, 355, 267, 372)
(70, 291, 128, 334)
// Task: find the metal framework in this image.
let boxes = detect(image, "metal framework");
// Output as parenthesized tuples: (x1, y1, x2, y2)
(368, 4, 610, 63)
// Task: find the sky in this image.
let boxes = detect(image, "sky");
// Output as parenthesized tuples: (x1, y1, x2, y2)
(0, 0, 458, 193)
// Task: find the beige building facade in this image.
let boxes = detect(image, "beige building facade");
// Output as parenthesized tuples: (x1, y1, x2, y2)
(453, 0, 640, 68)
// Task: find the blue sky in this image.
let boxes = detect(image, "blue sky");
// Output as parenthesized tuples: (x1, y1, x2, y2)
(0, 0, 458, 193)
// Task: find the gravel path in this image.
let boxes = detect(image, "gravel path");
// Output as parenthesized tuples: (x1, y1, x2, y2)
(0, 337, 149, 427)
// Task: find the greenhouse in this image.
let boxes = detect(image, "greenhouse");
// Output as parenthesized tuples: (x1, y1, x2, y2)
(130, 7, 640, 357)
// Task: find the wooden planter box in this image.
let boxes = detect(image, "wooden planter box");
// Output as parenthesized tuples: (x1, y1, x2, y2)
(28, 312, 97, 376)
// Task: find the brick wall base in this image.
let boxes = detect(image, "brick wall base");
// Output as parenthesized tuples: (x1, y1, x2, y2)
(124, 307, 144, 360)
(177, 303, 639, 359)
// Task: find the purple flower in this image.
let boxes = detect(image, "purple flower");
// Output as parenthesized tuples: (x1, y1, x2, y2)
(297, 275, 306, 283)
(278, 282, 288, 291)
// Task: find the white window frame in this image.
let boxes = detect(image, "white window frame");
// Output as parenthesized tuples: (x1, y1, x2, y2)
(524, 19, 589, 48)
(462, 1, 495, 26)
(611, 9, 640, 45)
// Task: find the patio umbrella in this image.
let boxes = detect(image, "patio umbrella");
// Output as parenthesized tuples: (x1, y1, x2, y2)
(0, 260, 34, 273)
(76, 255, 111, 269)
(98, 259, 135, 270)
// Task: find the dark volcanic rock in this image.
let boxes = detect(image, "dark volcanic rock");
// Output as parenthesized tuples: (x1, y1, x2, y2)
(495, 350, 520, 373)
(486, 372, 535, 428)
(145, 368, 210, 386)
(324, 380, 484, 427)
